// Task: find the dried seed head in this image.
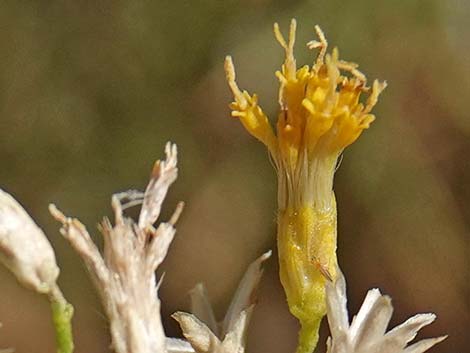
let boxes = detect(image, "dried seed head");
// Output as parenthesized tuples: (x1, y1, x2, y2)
(175, 251, 271, 353)
(50, 142, 182, 353)
(325, 269, 447, 353)
(0, 189, 59, 294)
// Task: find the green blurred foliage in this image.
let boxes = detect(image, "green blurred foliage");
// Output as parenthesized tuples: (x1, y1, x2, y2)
(0, 1, 468, 353)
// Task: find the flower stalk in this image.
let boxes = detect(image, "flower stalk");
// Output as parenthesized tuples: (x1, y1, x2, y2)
(49, 286, 74, 353)
(225, 19, 386, 353)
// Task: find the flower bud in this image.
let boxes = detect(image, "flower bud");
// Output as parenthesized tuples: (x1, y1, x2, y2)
(0, 189, 59, 294)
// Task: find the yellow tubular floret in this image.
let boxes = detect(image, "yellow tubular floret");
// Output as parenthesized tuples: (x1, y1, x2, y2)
(225, 19, 385, 353)
(224, 56, 278, 156)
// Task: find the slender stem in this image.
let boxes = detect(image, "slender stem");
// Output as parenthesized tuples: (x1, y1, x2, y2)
(49, 285, 74, 353)
(297, 319, 322, 353)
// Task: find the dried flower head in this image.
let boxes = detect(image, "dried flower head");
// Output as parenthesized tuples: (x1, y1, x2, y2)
(325, 270, 446, 353)
(0, 189, 59, 294)
(173, 251, 271, 353)
(225, 19, 386, 353)
(50, 142, 182, 353)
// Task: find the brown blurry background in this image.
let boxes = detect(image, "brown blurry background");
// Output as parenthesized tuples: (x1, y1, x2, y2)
(0, 1, 468, 352)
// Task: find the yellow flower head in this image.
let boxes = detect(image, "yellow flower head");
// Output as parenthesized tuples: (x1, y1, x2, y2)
(225, 19, 386, 353)
(225, 19, 386, 211)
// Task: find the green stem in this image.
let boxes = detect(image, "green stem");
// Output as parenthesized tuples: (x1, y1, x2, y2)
(49, 286, 74, 353)
(296, 318, 322, 353)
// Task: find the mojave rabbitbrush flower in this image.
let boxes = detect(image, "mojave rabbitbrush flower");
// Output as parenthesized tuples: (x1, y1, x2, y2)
(225, 19, 386, 353)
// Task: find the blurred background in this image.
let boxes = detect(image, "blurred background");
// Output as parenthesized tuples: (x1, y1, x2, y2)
(0, 1, 468, 352)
